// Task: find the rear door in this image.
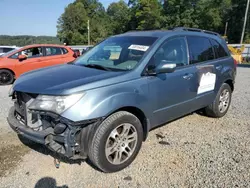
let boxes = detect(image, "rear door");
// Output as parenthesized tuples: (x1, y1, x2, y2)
(186, 36, 218, 109)
(41, 46, 72, 66)
(210, 39, 234, 90)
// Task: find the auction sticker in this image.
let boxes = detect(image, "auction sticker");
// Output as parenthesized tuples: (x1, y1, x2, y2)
(128, 45, 149, 51)
(197, 65, 216, 94)
(197, 72, 216, 94)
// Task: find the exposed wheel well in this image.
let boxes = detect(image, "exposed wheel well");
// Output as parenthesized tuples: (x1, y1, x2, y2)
(114, 107, 148, 141)
(225, 79, 234, 92)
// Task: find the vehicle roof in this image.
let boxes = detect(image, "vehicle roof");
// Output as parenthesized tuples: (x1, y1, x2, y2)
(116, 29, 222, 41)
(0, 45, 18, 48)
(117, 30, 173, 38)
(22, 44, 68, 48)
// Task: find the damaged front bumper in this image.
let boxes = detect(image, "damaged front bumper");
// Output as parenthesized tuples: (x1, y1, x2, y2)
(7, 106, 103, 159)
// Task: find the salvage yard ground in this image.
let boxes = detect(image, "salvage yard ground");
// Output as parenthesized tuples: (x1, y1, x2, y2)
(0, 67, 250, 188)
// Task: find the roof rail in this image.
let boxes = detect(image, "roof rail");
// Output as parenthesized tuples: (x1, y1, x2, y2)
(173, 27, 220, 36)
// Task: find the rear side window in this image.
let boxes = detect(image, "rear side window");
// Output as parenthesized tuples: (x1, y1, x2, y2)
(210, 39, 228, 58)
(187, 36, 214, 64)
(61, 47, 68, 54)
(45, 47, 63, 56)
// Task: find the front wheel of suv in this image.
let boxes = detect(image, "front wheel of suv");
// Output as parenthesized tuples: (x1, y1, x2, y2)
(204, 83, 232, 118)
(88, 111, 143, 173)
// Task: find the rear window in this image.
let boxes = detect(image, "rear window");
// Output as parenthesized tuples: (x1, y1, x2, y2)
(61, 47, 68, 54)
(45, 47, 63, 56)
(210, 39, 228, 58)
(187, 36, 214, 64)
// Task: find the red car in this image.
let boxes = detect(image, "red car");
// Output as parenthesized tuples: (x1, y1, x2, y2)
(0, 44, 77, 85)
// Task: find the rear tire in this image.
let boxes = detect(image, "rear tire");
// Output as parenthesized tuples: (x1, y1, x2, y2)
(204, 83, 232, 118)
(0, 69, 14, 85)
(88, 111, 143, 172)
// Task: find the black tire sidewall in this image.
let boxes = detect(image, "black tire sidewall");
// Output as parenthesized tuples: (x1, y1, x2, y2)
(92, 112, 143, 172)
(0, 70, 14, 85)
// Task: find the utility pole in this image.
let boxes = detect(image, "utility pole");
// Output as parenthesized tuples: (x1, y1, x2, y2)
(87, 20, 90, 45)
(224, 21, 228, 36)
(240, 0, 250, 44)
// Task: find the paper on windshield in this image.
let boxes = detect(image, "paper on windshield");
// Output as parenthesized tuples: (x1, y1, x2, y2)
(128, 45, 149, 51)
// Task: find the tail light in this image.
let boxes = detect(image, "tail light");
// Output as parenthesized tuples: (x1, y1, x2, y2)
(233, 58, 238, 68)
(73, 52, 78, 58)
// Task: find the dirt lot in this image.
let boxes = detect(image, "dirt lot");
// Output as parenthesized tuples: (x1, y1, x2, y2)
(0, 67, 250, 188)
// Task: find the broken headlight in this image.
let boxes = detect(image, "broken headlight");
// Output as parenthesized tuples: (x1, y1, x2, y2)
(28, 93, 84, 114)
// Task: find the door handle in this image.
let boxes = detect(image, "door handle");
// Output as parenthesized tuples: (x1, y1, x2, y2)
(183, 73, 193, 80)
(215, 65, 222, 70)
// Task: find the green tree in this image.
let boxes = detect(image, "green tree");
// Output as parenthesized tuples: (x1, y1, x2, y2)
(162, 0, 199, 29)
(0, 35, 61, 46)
(57, 2, 88, 45)
(56, 0, 249, 44)
(57, 0, 110, 44)
(226, 0, 249, 43)
(195, 0, 231, 31)
(107, 0, 130, 34)
(128, 0, 162, 30)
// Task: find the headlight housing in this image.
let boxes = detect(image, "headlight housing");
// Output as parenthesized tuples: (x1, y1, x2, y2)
(28, 93, 84, 114)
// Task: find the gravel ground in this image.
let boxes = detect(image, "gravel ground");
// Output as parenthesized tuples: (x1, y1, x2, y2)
(0, 67, 250, 188)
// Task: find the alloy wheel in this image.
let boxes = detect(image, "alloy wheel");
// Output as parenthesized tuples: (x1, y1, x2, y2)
(218, 89, 230, 113)
(0, 71, 12, 85)
(105, 123, 138, 165)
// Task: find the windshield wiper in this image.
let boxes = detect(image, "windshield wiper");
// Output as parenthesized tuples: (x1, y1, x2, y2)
(83, 64, 111, 71)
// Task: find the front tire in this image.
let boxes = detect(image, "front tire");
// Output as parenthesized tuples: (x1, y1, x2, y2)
(204, 83, 232, 118)
(0, 69, 14, 85)
(88, 111, 143, 172)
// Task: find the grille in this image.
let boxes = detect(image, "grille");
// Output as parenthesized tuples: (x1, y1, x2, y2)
(14, 92, 38, 123)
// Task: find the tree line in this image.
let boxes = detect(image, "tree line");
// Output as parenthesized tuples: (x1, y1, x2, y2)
(0, 35, 61, 46)
(57, 0, 250, 45)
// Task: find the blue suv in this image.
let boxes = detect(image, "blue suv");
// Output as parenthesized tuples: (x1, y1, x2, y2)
(7, 27, 236, 172)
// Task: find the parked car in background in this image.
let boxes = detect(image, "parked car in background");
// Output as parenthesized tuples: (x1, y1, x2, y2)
(72, 49, 81, 57)
(0, 44, 77, 85)
(8, 28, 236, 172)
(82, 46, 93, 55)
(0, 46, 19, 56)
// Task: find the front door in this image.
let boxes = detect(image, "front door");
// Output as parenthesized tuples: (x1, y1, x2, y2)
(16, 46, 44, 76)
(146, 37, 198, 127)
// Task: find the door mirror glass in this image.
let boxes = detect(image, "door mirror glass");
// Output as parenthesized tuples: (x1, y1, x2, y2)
(156, 60, 176, 74)
(18, 54, 27, 61)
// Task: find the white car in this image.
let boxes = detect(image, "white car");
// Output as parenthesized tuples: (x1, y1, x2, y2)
(0, 46, 19, 56)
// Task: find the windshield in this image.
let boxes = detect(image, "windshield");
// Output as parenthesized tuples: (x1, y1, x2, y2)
(1, 48, 20, 57)
(74, 36, 157, 71)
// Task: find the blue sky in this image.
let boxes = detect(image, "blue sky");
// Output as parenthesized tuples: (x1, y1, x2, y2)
(0, 0, 120, 36)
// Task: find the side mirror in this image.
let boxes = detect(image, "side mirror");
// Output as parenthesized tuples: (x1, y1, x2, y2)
(18, 54, 27, 61)
(156, 60, 176, 74)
